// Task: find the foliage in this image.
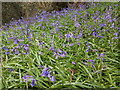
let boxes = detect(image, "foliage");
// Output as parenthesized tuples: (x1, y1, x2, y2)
(1, 2, 119, 89)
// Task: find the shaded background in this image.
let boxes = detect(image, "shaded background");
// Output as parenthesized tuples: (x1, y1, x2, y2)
(2, 2, 70, 25)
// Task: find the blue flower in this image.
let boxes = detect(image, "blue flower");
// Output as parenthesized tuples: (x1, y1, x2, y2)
(77, 42, 80, 46)
(99, 24, 106, 27)
(110, 23, 114, 28)
(92, 32, 97, 37)
(65, 33, 70, 38)
(22, 75, 33, 82)
(49, 46, 55, 51)
(98, 53, 104, 60)
(69, 43, 74, 46)
(87, 46, 90, 49)
(40, 65, 44, 68)
(15, 50, 19, 54)
(74, 22, 80, 28)
(5, 52, 10, 54)
(13, 38, 19, 44)
(87, 59, 95, 67)
(99, 53, 104, 57)
(48, 73, 51, 78)
(40, 68, 50, 77)
(50, 76, 56, 82)
(52, 49, 67, 59)
(38, 42, 44, 46)
(113, 33, 118, 36)
(87, 59, 95, 63)
(85, 49, 89, 52)
(55, 55, 59, 59)
(59, 53, 65, 57)
(85, 42, 89, 46)
(44, 67, 50, 71)
(112, 37, 118, 39)
(2, 47, 8, 51)
(30, 79, 35, 87)
(98, 36, 103, 38)
(19, 43, 23, 46)
(23, 44, 29, 51)
(8, 68, 13, 72)
(72, 61, 76, 64)
(40, 66, 56, 82)
(77, 31, 82, 38)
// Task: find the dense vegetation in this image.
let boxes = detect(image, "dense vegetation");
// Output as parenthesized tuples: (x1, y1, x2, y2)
(1, 2, 119, 89)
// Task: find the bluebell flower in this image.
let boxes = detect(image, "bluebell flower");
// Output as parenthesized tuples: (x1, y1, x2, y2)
(23, 44, 29, 51)
(48, 73, 51, 78)
(59, 53, 65, 57)
(98, 72, 101, 74)
(13, 38, 19, 44)
(5, 52, 10, 54)
(50, 76, 56, 82)
(92, 49, 98, 52)
(22, 75, 33, 82)
(11, 47, 15, 52)
(98, 53, 104, 60)
(43, 67, 50, 71)
(19, 43, 23, 46)
(65, 33, 74, 38)
(2, 47, 8, 51)
(87, 46, 90, 49)
(8, 68, 13, 72)
(92, 32, 97, 37)
(40, 65, 44, 68)
(105, 14, 111, 20)
(38, 42, 44, 46)
(98, 36, 103, 38)
(15, 50, 19, 54)
(87, 59, 95, 67)
(99, 53, 104, 57)
(55, 26, 59, 31)
(99, 24, 106, 27)
(40, 68, 50, 77)
(115, 4, 118, 6)
(49, 47, 55, 51)
(15, 46, 19, 48)
(58, 35, 63, 39)
(63, 51, 67, 55)
(8, 37, 14, 39)
(74, 22, 80, 28)
(57, 49, 62, 53)
(55, 54, 59, 59)
(77, 31, 82, 38)
(101, 58, 104, 60)
(85, 45, 90, 52)
(27, 33, 32, 41)
(62, 44, 66, 47)
(69, 43, 74, 46)
(112, 37, 118, 39)
(85, 49, 89, 52)
(108, 19, 112, 22)
(72, 61, 76, 64)
(110, 24, 114, 28)
(53, 49, 67, 59)
(92, 29, 96, 32)
(113, 33, 118, 36)
(30, 79, 35, 87)
(85, 42, 89, 46)
(24, 46, 29, 51)
(87, 59, 94, 62)
(77, 42, 80, 46)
